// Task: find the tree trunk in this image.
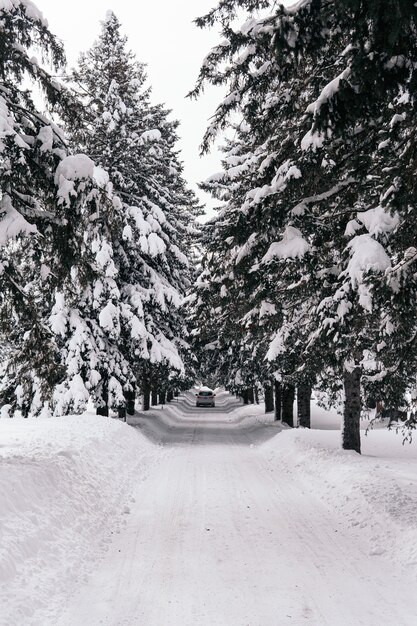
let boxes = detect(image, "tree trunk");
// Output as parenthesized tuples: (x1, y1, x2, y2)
(282, 384, 295, 427)
(167, 390, 174, 402)
(248, 387, 255, 404)
(297, 384, 311, 428)
(274, 381, 282, 421)
(242, 389, 249, 405)
(151, 389, 158, 406)
(159, 391, 166, 405)
(96, 385, 109, 416)
(142, 376, 151, 411)
(254, 387, 259, 404)
(125, 390, 135, 416)
(264, 384, 274, 413)
(343, 366, 361, 454)
(118, 406, 126, 422)
(174, 391, 179, 398)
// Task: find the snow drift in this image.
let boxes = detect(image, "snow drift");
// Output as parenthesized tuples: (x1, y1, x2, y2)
(259, 426, 417, 578)
(0, 414, 161, 626)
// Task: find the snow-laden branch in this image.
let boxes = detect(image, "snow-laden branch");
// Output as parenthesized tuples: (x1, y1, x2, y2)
(388, 247, 417, 274)
(291, 178, 356, 216)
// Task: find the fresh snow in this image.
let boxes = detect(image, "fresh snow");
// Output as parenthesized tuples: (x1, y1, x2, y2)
(357, 205, 399, 236)
(0, 413, 160, 626)
(54, 155, 110, 206)
(0, 195, 37, 246)
(262, 226, 311, 262)
(346, 233, 391, 288)
(2, 392, 417, 625)
(0, 0, 47, 26)
(306, 68, 351, 115)
(140, 129, 162, 142)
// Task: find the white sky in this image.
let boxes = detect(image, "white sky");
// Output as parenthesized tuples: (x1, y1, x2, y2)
(35, 0, 226, 219)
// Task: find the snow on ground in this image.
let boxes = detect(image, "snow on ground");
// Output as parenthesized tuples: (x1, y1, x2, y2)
(259, 425, 417, 579)
(1, 391, 417, 626)
(259, 394, 417, 577)
(0, 413, 162, 626)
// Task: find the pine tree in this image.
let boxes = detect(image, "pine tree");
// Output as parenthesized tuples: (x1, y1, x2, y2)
(191, 0, 417, 450)
(0, 2, 132, 416)
(0, 1, 72, 415)
(69, 12, 201, 409)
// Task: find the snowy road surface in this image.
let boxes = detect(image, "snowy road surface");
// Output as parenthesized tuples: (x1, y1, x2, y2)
(56, 391, 417, 626)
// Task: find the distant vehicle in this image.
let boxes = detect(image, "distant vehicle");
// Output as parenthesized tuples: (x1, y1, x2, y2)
(195, 389, 216, 408)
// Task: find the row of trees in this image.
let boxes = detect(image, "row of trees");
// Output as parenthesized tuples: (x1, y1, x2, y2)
(0, 4, 200, 417)
(189, 0, 417, 452)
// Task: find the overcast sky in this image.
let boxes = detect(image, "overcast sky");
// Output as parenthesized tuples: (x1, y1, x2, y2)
(35, 0, 226, 219)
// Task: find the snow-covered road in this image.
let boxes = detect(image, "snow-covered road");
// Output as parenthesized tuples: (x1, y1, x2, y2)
(56, 391, 417, 626)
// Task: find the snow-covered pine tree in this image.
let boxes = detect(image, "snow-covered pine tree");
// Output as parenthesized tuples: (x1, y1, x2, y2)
(192, 63, 305, 416)
(0, 1, 133, 417)
(191, 0, 417, 451)
(189, 194, 275, 405)
(0, 0, 73, 416)
(0, 2, 66, 236)
(48, 156, 134, 417)
(187, 241, 221, 387)
(69, 12, 200, 409)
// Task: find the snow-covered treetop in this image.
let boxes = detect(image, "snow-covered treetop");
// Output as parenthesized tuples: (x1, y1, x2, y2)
(0, 0, 47, 27)
(190, 0, 417, 403)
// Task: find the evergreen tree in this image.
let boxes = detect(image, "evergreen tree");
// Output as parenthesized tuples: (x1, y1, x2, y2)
(0, 0, 72, 415)
(0, 2, 132, 416)
(191, 0, 417, 450)
(69, 12, 201, 409)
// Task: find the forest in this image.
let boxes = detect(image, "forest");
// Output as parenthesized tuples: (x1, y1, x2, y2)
(1, 0, 417, 456)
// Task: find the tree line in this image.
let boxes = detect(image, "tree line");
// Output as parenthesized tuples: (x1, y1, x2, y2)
(1, 1, 416, 454)
(0, 5, 200, 418)
(188, 0, 417, 453)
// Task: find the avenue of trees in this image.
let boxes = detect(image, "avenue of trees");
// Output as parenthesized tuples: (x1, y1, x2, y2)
(0, 4, 200, 419)
(189, 0, 417, 452)
(0, 0, 416, 455)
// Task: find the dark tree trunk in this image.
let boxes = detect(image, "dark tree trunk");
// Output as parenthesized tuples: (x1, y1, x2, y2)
(174, 391, 179, 398)
(125, 390, 135, 416)
(167, 390, 174, 402)
(248, 387, 255, 404)
(282, 384, 295, 427)
(142, 376, 151, 411)
(159, 391, 166, 405)
(297, 384, 311, 428)
(118, 406, 126, 422)
(97, 385, 109, 416)
(264, 384, 274, 413)
(242, 389, 249, 405)
(343, 366, 361, 454)
(151, 389, 158, 406)
(254, 387, 259, 404)
(274, 381, 282, 421)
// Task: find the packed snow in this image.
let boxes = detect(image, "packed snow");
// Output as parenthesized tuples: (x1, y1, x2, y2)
(1, 392, 417, 625)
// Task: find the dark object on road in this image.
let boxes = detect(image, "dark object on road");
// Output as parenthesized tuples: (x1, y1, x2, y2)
(196, 389, 216, 408)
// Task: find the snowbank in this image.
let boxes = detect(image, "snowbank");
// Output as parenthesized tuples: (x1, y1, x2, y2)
(259, 426, 417, 577)
(0, 414, 161, 626)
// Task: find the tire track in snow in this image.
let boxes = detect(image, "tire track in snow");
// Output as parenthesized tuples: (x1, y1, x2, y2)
(56, 391, 417, 626)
